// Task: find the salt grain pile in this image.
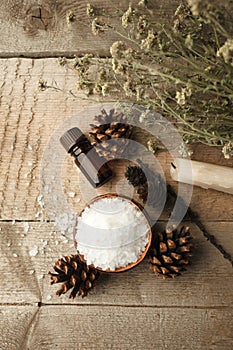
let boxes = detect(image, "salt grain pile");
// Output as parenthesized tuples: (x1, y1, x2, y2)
(75, 197, 150, 271)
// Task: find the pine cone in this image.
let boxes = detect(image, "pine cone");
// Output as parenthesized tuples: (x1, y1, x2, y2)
(48, 255, 99, 298)
(89, 109, 132, 157)
(125, 161, 166, 208)
(149, 226, 193, 278)
(125, 165, 146, 187)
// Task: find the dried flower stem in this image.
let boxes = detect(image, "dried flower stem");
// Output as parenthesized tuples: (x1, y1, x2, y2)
(40, 0, 233, 158)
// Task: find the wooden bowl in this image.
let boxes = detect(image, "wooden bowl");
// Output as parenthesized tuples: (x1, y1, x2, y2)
(74, 193, 152, 273)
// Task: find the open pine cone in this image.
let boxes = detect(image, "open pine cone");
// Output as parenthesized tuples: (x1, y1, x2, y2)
(89, 108, 132, 157)
(48, 255, 99, 298)
(125, 161, 166, 208)
(149, 226, 193, 278)
(125, 165, 147, 187)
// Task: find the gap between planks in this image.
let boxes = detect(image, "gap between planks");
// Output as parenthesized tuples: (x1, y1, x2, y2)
(1, 303, 232, 310)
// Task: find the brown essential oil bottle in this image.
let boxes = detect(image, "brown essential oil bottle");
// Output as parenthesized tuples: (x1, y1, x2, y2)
(60, 127, 113, 188)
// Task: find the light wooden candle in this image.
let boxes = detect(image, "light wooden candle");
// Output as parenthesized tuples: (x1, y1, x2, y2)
(170, 158, 233, 195)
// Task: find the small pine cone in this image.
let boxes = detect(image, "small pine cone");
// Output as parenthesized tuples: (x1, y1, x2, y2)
(149, 226, 193, 278)
(125, 165, 147, 187)
(89, 109, 132, 157)
(48, 255, 99, 298)
(125, 161, 166, 208)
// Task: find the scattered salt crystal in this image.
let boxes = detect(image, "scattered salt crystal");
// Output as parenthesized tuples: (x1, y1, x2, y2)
(35, 211, 42, 218)
(68, 191, 76, 198)
(29, 270, 35, 275)
(76, 197, 150, 271)
(46, 295, 52, 301)
(43, 240, 48, 246)
(12, 220, 15, 225)
(18, 242, 22, 246)
(44, 185, 50, 194)
(38, 274, 44, 280)
(67, 227, 74, 235)
(37, 194, 43, 201)
(55, 240, 59, 246)
(23, 173, 28, 178)
(28, 161, 33, 166)
(54, 212, 76, 236)
(7, 240, 11, 247)
(24, 222, 30, 233)
(37, 194, 44, 208)
(39, 246, 45, 254)
(29, 246, 39, 257)
(10, 145, 14, 150)
(28, 145, 33, 151)
(12, 253, 18, 258)
(61, 238, 68, 244)
(76, 197, 81, 203)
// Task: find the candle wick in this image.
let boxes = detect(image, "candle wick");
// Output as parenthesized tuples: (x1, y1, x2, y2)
(171, 162, 176, 169)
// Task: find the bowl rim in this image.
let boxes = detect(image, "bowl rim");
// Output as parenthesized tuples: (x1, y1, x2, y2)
(74, 193, 152, 273)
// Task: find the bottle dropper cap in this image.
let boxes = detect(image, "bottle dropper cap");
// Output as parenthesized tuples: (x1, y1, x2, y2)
(60, 127, 84, 152)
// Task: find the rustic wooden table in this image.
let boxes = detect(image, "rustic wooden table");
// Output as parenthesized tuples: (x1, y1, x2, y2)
(0, 1, 233, 349)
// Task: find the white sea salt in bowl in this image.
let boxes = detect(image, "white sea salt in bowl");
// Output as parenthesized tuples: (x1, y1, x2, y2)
(74, 194, 152, 272)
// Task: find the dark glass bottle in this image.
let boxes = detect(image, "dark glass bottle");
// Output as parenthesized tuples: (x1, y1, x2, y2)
(60, 127, 113, 188)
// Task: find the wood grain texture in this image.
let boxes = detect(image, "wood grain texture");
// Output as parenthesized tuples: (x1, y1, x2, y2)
(0, 58, 86, 220)
(0, 1, 232, 347)
(1, 221, 232, 307)
(203, 221, 233, 257)
(1, 305, 232, 350)
(24, 305, 233, 350)
(0, 306, 38, 350)
(0, 0, 178, 57)
(0, 58, 232, 222)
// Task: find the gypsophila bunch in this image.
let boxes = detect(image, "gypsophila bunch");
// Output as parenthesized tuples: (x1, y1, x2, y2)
(39, 0, 233, 157)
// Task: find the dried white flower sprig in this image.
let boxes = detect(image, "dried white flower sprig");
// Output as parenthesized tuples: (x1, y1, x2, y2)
(39, 0, 233, 158)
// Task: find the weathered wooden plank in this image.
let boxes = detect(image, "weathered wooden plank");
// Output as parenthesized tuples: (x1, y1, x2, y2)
(0, 306, 38, 350)
(0, 220, 75, 304)
(0, 221, 232, 306)
(0, 57, 87, 221)
(0, 58, 232, 222)
(0, 0, 178, 57)
(25, 305, 233, 350)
